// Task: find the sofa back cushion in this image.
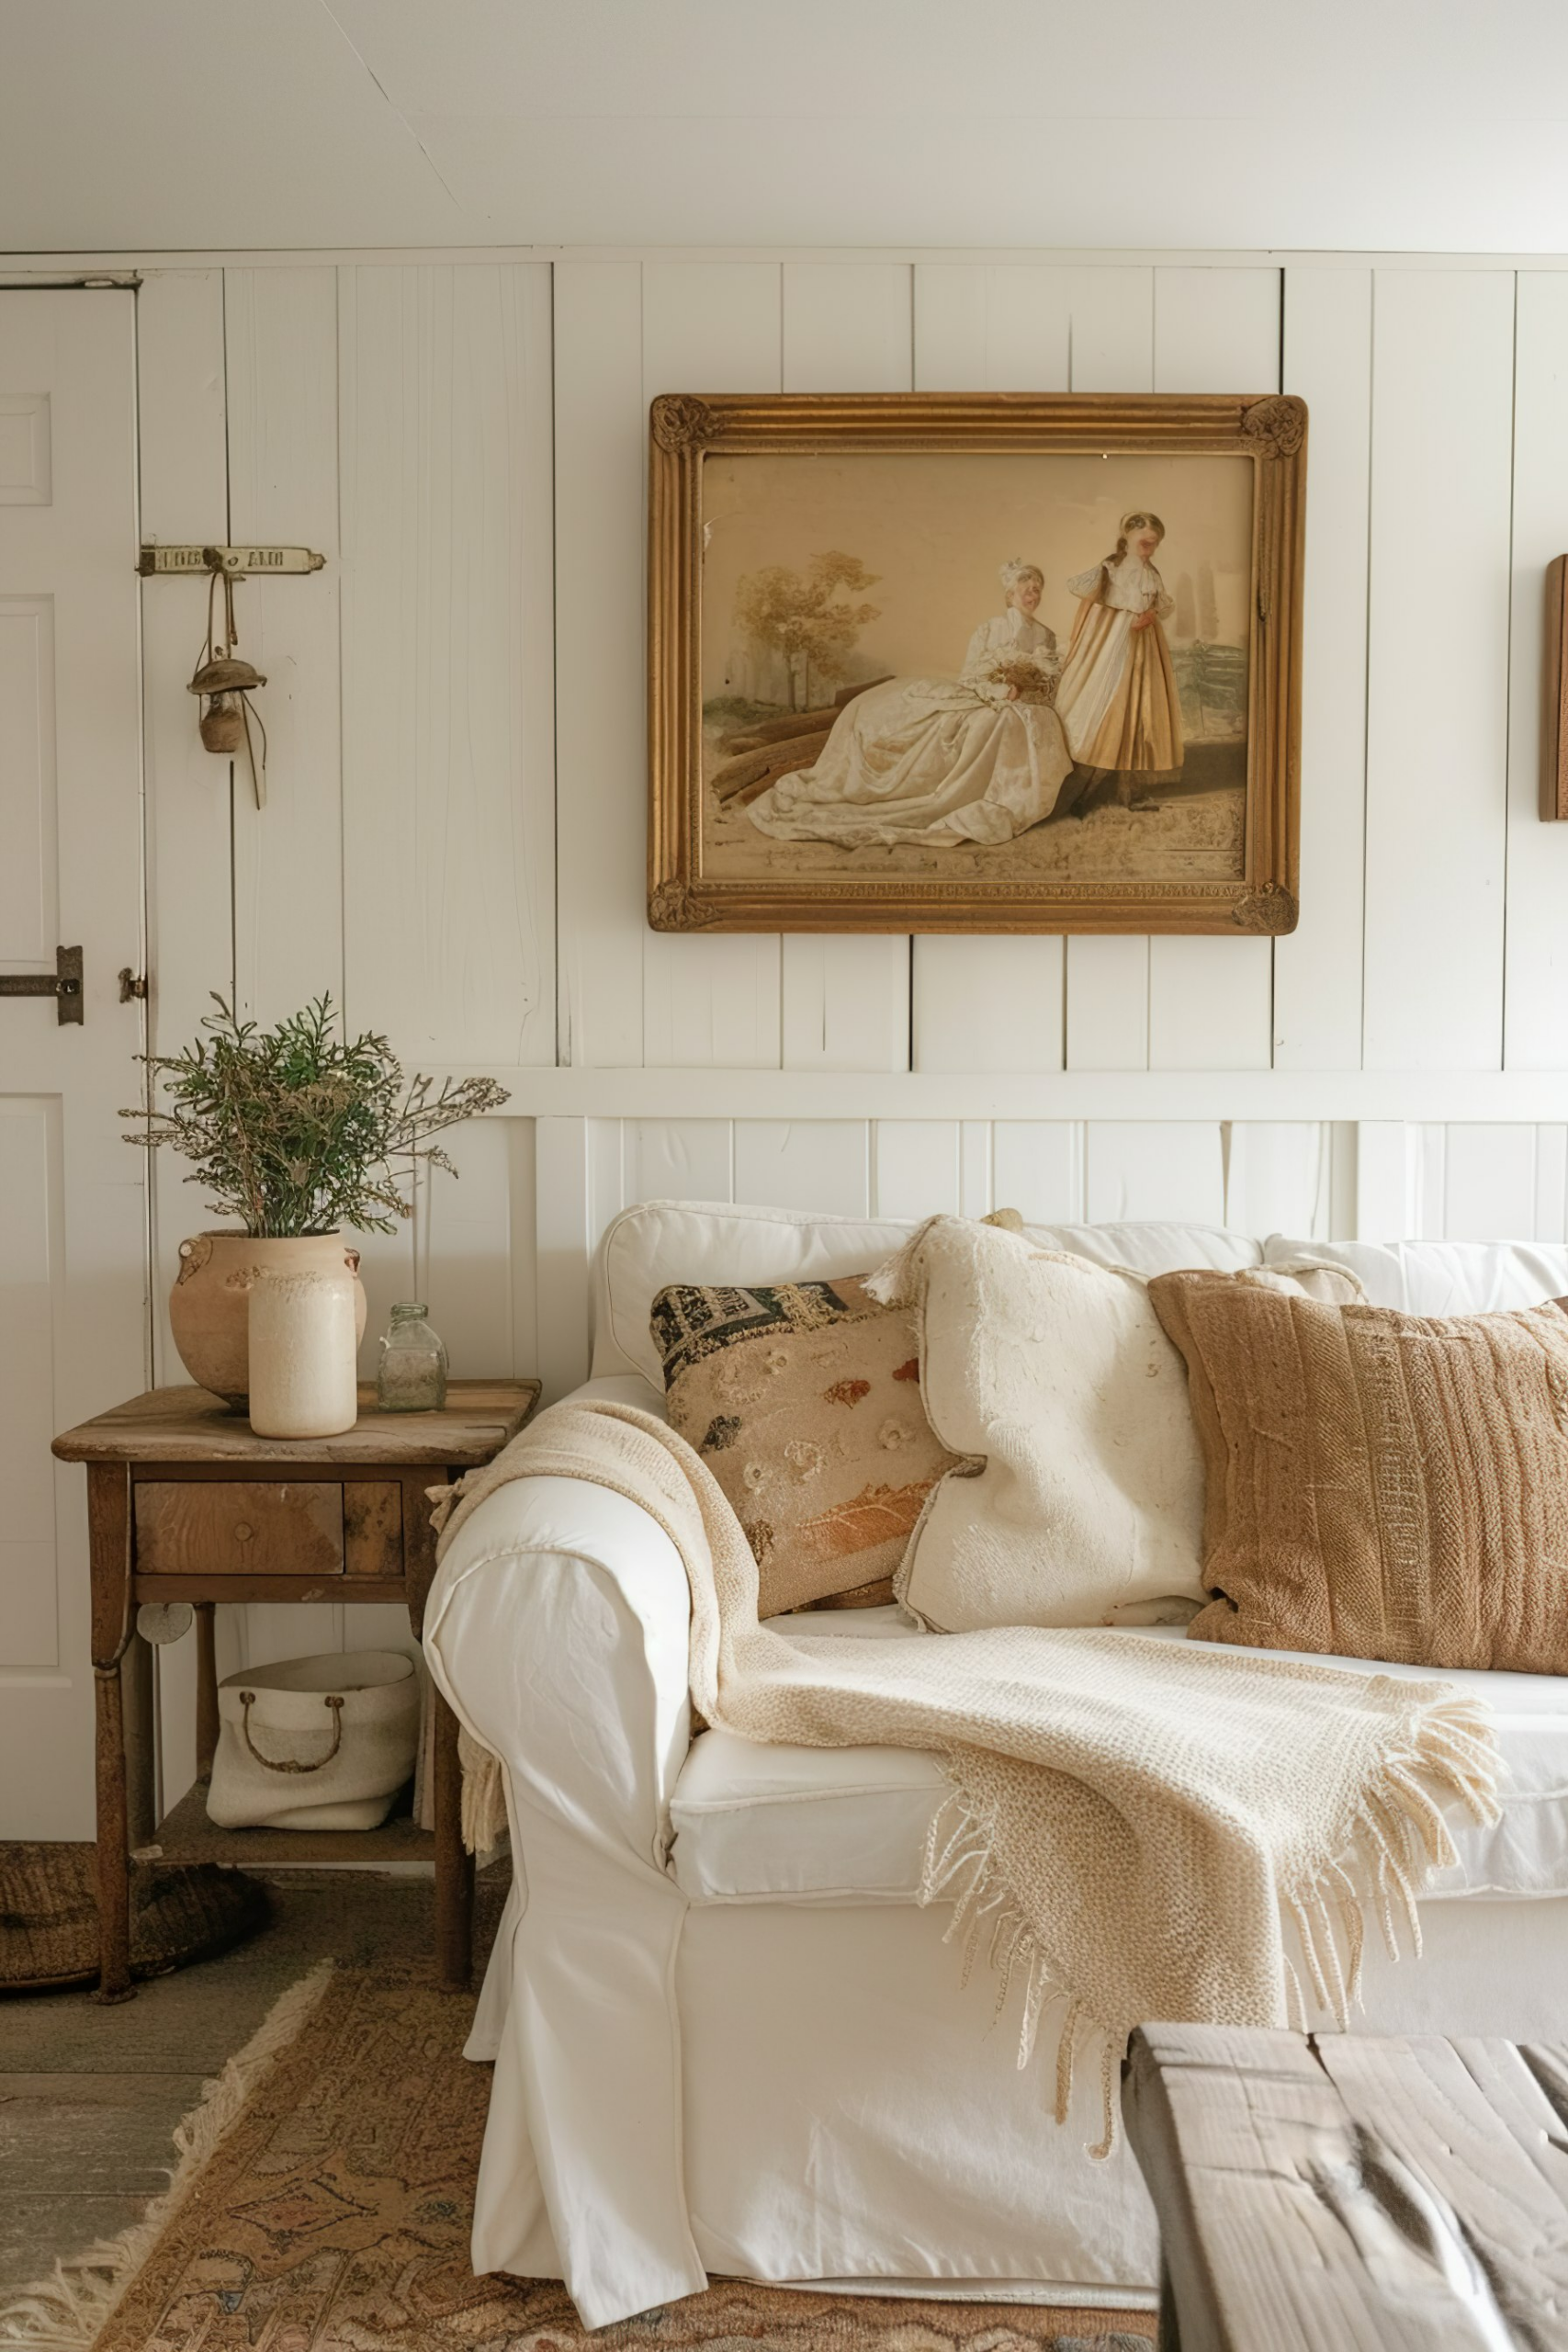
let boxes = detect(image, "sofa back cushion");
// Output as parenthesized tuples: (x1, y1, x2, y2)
(1264, 1237, 1568, 1315)
(594, 1199, 1263, 1385)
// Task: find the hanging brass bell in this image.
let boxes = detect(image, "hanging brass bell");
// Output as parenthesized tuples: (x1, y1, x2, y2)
(188, 654, 266, 754)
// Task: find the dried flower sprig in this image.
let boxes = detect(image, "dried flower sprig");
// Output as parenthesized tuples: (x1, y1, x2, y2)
(121, 994, 509, 1238)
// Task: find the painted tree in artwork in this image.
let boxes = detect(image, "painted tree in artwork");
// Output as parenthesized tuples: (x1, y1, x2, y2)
(734, 551, 881, 710)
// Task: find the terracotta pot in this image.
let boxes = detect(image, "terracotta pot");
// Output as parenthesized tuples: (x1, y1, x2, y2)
(168, 1232, 368, 1409)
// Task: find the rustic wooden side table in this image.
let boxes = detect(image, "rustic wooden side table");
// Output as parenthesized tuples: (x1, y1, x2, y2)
(52, 1380, 539, 2004)
(1123, 2020, 1568, 2349)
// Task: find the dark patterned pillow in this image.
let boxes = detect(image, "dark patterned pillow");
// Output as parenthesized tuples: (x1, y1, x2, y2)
(650, 1274, 961, 1616)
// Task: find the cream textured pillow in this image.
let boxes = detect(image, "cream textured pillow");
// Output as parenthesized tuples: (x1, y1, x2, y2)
(881, 1218, 1212, 1633)
(650, 1273, 960, 1615)
(1150, 1270, 1568, 1674)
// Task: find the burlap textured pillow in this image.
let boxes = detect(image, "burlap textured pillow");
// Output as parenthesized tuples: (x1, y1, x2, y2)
(1150, 1269, 1568, 1674)
(650, 1275, 960, 1615)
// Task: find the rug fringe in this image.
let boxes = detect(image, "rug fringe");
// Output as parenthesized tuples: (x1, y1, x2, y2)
(0, 1960, 334, 2351)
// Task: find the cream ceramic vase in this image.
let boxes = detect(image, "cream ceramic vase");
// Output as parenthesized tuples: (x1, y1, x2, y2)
(168, 1232, 368, 1408)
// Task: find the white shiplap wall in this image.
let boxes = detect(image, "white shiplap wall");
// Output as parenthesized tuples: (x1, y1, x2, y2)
(111, 248, 1568, 1793)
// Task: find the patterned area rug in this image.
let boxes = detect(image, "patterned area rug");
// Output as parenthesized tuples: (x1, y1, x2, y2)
(0, 1962, 1154, 2351)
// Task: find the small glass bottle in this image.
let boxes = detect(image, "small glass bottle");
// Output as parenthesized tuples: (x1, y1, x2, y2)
(376, 1302, 448, 1412)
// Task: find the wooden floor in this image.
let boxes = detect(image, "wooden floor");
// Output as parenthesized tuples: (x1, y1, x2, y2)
(0, 1868, 506, 2297)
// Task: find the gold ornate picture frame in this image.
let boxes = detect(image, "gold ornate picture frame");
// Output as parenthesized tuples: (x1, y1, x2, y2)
(649, 392, 1304, 936)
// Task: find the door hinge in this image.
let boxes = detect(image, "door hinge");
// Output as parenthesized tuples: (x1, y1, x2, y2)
(0, 944, 83, 1025)
(118, 967, 149, 1003)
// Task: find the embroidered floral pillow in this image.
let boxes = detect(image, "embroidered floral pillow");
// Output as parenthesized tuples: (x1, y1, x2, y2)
(649, 1274, 962, 1615)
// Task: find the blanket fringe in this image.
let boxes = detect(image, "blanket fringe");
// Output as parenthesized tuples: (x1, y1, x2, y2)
(920, 1687, 1500, 2163)
(0, 1962, 333, 2349)
(922, 1783, 1122, 2159)
(458, 1727, 508, 1856)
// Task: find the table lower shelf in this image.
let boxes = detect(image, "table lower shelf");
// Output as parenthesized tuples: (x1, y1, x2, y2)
(142, 1781, 434, 1866)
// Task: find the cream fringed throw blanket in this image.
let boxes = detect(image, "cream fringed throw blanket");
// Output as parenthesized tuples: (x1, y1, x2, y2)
(433, 1399, 1499, 2152)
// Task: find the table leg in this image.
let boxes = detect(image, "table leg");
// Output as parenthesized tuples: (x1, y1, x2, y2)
(122, 1633, 156, 1850)
(433, 1687, 474, 1993)
(93, 1665, 135, 2004)
(87, 1463, 136, 2005)
(194, 1601, 220, 1781)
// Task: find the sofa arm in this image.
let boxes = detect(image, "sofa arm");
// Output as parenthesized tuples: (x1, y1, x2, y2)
(422, 1466, 706, 2323)
(423, 1471, 694, 1871)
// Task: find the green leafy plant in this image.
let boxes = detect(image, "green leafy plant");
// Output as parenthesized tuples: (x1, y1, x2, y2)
(122, 995, 510, 1237)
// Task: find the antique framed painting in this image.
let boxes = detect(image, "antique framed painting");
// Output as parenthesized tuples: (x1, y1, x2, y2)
(648, 391, 1304, 934)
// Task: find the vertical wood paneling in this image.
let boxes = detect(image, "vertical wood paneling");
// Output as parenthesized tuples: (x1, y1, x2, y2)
(1147, 266, 1280, 1070)
(1504, 275, 1568, 1068)
(137, 271, 233, 1812)
(873, 1122, 962, 1219)
(1084, 1124, 1227, 1226)
(535, 1115, 593, 1399)
(992, 1123, 1086, 1224)
(138, 271, 232, 1388)
(1224, 1123, 1330, 1238)
(959, 1122, 992, 1216)
(1441, 1125, 1538, 1239)
(912, 265, 1071, 391)
(910, 263, 1067, 1072)
(642, 262, 784, 1068)
(225, 266, 343, 1025)
(554, 264, 646, 1068)
(419, 1114, 516, 1375)
(631, 1118, 734, 1205)
(782, 265, 912, 396)
(1355, 1123, 1419, 1241)
(1275, 268, 1372, 1069)
(781, 937, 910, 1071)
(1534, 1129, 1568, 1242)
(1064, 267, 1155, 1069)
(780, 264, 913, 1072)
(1363, 271, 1515, 1069)
(1064, 269, 1155, 393)
(912, 937, 1065, 1071)
(732, 1121, 871, 1216)
(339, 263, 555, 1069)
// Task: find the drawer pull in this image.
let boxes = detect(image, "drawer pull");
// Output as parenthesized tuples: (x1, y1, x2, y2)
(238, 1690, 344, 1773)
(234, 1522, 253, 1543)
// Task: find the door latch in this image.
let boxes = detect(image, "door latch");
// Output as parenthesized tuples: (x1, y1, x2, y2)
(0, 944, 84, 1025)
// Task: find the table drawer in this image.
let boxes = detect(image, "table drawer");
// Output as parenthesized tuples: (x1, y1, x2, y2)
(134, 1482, 344, 1577)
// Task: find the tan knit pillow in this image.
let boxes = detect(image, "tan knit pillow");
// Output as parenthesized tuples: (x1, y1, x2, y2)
(650, 1274, 961, 1615)
(1149, 1269, 1568, 1674)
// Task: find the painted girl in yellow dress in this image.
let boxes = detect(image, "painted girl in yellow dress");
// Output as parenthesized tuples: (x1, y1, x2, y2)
(1055, 511, 1185, 808)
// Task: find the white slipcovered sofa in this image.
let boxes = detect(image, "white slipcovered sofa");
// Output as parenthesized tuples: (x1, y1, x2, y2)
(423, 1202, 1568, 2329)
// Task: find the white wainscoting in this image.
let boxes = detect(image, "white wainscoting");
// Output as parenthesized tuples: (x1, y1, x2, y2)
(63, 243, 1567, 1807)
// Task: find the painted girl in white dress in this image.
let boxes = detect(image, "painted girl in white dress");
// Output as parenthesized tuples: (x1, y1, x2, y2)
(746, 560, 1075, 850)
(1055, 512, 1185, 807)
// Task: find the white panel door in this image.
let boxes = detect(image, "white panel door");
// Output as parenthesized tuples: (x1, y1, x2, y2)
(0, 291, 145, 1837)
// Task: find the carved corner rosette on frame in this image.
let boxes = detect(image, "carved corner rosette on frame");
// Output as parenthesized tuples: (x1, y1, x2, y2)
(650, 395, 723, 456)
(1239, 396, 1308, 459)
(648, 877, 718, 931)
(1231, 883, 1299, 935)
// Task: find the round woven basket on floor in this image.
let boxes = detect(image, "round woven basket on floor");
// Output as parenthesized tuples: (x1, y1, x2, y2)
(0, 1843, 267, 1994)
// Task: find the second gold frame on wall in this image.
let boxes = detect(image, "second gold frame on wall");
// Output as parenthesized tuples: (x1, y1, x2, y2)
(649, 391, 1305, 935)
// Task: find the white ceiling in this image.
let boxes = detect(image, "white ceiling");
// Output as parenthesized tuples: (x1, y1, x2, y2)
(6, 0, 1568, 255)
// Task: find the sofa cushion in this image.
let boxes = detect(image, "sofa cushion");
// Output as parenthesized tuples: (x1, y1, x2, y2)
(650, 1272, 959, 1612)
(889, 1218, 1210, 1631)
(1153, 1273, 1568, 1677)
(667, 1613, 1568, 1906)
(1265, 1236, 1568, 1314)
(593, 1199, 1263, 1386)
